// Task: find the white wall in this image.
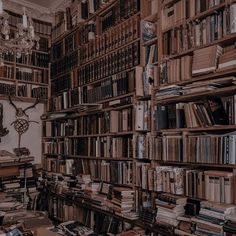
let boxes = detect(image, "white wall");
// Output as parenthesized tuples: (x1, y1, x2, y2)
(0, 99, 44, 164)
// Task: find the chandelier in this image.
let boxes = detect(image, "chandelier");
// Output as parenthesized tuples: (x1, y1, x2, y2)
(0, 0, 40, 64)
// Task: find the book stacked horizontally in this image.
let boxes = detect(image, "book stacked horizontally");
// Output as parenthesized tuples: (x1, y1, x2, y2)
(192, 45, 223, 76)
(155, 193, 187, 227)
(192, 201, 236, 236)
(155, 85, 183, 100)
(112, 187, 135, 218)
(224, 213, 236, 235)
(175, 215, 195, 236)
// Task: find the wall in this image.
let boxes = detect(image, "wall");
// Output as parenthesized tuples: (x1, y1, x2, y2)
(0, 99, 44, 164)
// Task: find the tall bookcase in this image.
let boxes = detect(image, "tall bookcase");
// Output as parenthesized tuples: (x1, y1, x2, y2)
(41, 0, 236, 235)
(0, 10, 51, 102)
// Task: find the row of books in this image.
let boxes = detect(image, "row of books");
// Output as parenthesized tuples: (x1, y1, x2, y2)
(45, 158, 133, 185)
(43, 136, 133, 158)
(163, 5, 236, 56)
(0, 82, 16, 96)
(16, 67, 48, 84)
(18, 84, 48, 99)
(185, 133, 236, 164)
(135, 165, 185, 195)
(44, 115, 106, 137)
(7, 10, 52, 36)
(135, 165, 234, 204)
(160, 55, 191, 84)
(150, 132, 236, 164)
(79, 15, 139, 63)
(0, 65, 14, 79)
(186, 169, 233, 203)
(155, 95, 236, 129)
(81, 71, 135, 104)
(76, 41, 140, 86)
(51, 50, 79, 78)
(16, 52, 49, 68)
(161, 0, 224, 30)
(160, 47, 236, 84)
(45, 107, 132, 135)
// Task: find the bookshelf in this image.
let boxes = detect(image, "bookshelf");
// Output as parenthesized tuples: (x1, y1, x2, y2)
(41, 0, 236, 235)
(0, 10, 51, 102)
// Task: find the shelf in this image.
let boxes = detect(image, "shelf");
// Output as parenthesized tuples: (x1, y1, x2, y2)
(158, 67, 236, 88)
(156, 161, 236, 169)
(43, 153, 133, 161)
(155, 85, 236, 104)
(0, 77, 15, 83)
(156, 124, 236, 133)
(68, 131, 134, 138)
(16, 62, 49, 70)
(16, 80, 48, 87)
(0, 95, 46, 103)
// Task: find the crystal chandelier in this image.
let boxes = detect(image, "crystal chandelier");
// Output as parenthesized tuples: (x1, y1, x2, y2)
(0, 0, 40, 65)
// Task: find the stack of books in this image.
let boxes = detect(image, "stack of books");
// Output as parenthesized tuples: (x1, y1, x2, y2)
(224, 213, 236, 235)
(155, 193, 187, 227)
(112, 187, 135, 218)
(192, 201, 236, 236)
(155, 85, 183, 100)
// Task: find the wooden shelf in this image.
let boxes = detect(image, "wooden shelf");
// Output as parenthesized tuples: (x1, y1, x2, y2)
(156, 124, 236, 133)
(0, 95, 46, 103)
(68, 131, 134, 138)
(16, 80, 48, 87)
(156, 161, 236, 169)
(158, 67, 236, 88)
(155, 85, 236, 104)
(16, 62, 49, 70)
(43, 153, 133, 161)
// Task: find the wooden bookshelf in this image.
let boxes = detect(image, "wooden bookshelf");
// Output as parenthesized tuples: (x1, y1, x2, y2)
(41, 0, 236, 235)
(0, 12, 51, 101)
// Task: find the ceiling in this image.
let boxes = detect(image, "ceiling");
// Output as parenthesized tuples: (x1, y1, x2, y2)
(24, 0, 60, 8)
